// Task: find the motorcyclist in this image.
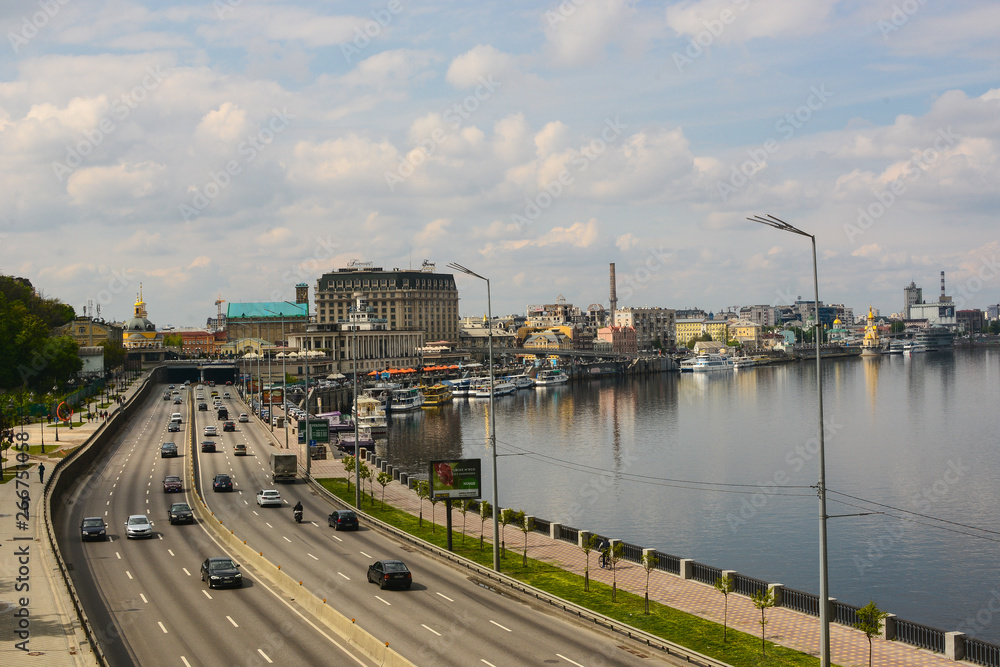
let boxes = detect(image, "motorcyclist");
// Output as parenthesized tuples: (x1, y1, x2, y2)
(293, 500, 303, 515)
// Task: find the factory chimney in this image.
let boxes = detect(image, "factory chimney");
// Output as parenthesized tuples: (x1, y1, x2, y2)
(940, 271, 946, 301)
(608, 263, 618, 326)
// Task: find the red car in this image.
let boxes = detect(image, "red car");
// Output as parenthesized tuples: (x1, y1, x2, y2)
(163, 475, 182, 492)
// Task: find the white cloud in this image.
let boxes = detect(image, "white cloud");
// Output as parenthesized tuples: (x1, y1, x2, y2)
(445, 44, 519, 88)
(665, 0, 837, 43)
(543, 0, 634, 66)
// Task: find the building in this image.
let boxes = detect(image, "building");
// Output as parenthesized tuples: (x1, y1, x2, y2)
(903, 281, 922, 319)
(121, 287, 167, 364)
(526, 296, 584, 327)
(613, 307, 676, 350)
(174, 329, 216, 356)
(596, 325, 637, 355)
(739, 305, 779, 327)
(522, 330, 573, 351)
(459, 318, 517, 349)
(58, 316, 123, 348)
(314, 260, 458, 342)
(908, 272, 956, 328)
(227, 297, 310, 346)
(956, 309, 985, 334)
(728, 320, 761, 348)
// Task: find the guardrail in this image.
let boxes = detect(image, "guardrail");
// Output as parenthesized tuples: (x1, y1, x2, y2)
(966, 637, 1000, 666)
(895, 617, 945, 653)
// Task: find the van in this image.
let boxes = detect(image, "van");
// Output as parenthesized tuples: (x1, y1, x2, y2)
(171, 413, 182, 423)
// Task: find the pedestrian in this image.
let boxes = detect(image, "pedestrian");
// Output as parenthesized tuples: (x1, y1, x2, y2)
(38, 463, 45, 484)
(598, 537, 610, 568)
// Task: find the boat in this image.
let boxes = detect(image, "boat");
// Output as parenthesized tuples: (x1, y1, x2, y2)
(471, 377, 516, 398)
(690, 354, 734, 372)
(421, 383, 454, 408)
(353, 394, 388, 435)
(534, 369, 569, 385)
(506, 373, 535, 389)
(887, 340, 905, 355)
(444, 377, 473, 397)
(902, 341, 930, 356)
(732, 356, 756, 369)
(315, 411, 354, 433)
(389, 386, 425, 411)
(679, 357, 697, 373)
(914, 325, 954, 350)
(336, 426, 375, 452)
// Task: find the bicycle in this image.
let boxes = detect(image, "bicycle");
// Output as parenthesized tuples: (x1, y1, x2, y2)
(599, 550, 609, 569)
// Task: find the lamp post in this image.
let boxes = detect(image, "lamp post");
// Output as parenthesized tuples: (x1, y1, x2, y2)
(447, 262, 500, 572)
(264, 309, 290, 449)
(284, 300, 310, 479)
(349, 296, 361, 508)
(52, 384, 59, 442)
(748, 214, 830, 667)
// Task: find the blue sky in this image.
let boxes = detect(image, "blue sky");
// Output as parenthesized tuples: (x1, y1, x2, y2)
(1, 0, 998, 326)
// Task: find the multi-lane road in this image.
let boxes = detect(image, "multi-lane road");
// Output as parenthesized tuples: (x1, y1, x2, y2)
(55, 384, 676, 666)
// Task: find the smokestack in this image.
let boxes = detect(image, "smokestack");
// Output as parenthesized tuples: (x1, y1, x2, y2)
(940, 271, 945, 298)
(609, 263, 618, 325)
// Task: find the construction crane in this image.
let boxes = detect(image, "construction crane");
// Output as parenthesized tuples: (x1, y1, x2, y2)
(215, 295, 226, 328)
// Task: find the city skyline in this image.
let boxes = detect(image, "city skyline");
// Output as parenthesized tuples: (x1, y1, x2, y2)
(1, 1, 998, 325)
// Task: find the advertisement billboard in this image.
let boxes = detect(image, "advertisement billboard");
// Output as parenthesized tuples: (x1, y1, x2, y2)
(428, 459, 481, 499)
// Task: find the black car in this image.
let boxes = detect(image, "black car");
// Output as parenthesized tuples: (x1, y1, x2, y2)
(328, 510, 359, 531)
(366, 559, 412, 590)
(198, 402, 208, 411)
(217, 408, 229, 420)
(160, 442, 178, 458)
(222, 420, 235, 432)
(213, 474, 233, 491)
(168, 502, 194, 524)
(201, 440, 216, 453)
(167, 422, 180, 433)
(80, 517, 108, 541)
(200, 557, 243, 589)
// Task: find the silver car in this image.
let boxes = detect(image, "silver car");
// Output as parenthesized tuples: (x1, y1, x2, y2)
(125, 514, 154, 539)
(256, 489, 283, 507)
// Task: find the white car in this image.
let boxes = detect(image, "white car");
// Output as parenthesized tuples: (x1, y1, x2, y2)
(203, 425, 218, 436)
(256, 489, 282, 507)
(124, 514, 154, 539)
(238, 413, 249, 423)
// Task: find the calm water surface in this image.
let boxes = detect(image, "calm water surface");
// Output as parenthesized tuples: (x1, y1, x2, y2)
(380, 348, 1000, 642)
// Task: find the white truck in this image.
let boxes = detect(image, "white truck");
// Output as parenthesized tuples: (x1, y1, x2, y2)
(269, 453, 297, 483)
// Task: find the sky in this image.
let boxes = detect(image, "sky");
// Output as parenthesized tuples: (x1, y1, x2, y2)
(1, 0, 998, 327)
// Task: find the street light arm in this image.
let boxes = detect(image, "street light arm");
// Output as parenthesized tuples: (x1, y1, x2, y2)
(747, 214, 814, 239)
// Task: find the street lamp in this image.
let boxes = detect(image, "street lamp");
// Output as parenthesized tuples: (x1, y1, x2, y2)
(284, 300, 311, 479)
(264, 309, 290, 450)
(52, 384, 59, 442)
(447, 262, 500, 572)
(748, 214, 830, 667)
(348, 296, 361, 508)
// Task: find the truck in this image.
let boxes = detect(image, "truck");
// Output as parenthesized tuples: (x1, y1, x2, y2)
(269, 453, 297, 483)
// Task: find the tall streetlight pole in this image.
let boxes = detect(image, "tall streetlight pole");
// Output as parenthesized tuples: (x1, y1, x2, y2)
(447, 262, 500, 572)
(748, 214, 830, 667)
(264, 309, 290, 449)
(284, 301, 310, 479)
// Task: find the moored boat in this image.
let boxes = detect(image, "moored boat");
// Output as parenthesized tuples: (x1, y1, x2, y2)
(690, 354, 734, 372)
(390, 386, 425, 411)
(534, 369, 569, 385)
(732, 356, 756, 369)
(421, 383, 454, 407)
(353, 394, 388, 435)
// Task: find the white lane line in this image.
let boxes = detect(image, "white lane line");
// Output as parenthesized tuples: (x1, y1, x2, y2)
(109, 491, 113, 496)
(307, 553, 318, 560)
(168, 549, 175, 557)
(226, 615, 239, 627)
(375, 595, 391, 606)
(359, 551, 371, 558)
(181, 657, 192, 667)
(310, 521, 318, 526)
(282, 536, 291, 543)
(139, 593, 147, 604)
(125, 571, 133, 580)
(437, 592, 454, 602)
(202, 590, 213, 600)
(244, 500, 248, 505)
(252, 510, 259, 516)
(557, 655, 585, 666)
(116, 552, 121, 560)
(421, 624, 441, 636)
(481, 661, 497, 667)
(265, 522, 273, 528)
(257, 649, 273, 664)
(331, 535, 343, 542)
(489, 620, 511, 632)
(158, 621, 168, 634)
(106, 501, 110, 506)
(182, 568, 191, 576)
(338, 572, 350, 581)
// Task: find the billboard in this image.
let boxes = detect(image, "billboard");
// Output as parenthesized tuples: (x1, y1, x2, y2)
(296, 419, 330, 444)
(428, 459, 481, 499)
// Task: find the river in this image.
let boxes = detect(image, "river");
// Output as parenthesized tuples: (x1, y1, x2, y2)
(378, 347, 1000, 644)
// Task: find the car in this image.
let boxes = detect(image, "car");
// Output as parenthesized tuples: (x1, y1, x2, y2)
(223, 391, 231, 398)
(80, 517, 107, 541)
(201, 440, 216, 453)
(163, 475, 182, 492)
(217, 408, 229, 420)
(200, 557, 242, 588)
(198, 402, 208, 411)
(226, 381, 232, 385)
(222, 420, 235, 432)
(173, 397, 182, 404)
(256, 489, 282, 507)
(160, 442, 178, 458)
(213, 474, 233, 491)
(168, 502, 194, 524)
(234, 443, 247, 456)
(366, 559, 412, 590)
(162, 391, 170, 401)
(167, 422, 180, 433)
(203, 425, 218, 436)
(171, 413, 182, 423)
(328, 510, 359, 531)
(124, 514, 154, 539)
(238, 413, 249, 423)
(196, 393, 204, 399)
(208, 381, 216, 387)
(169, 384, 175, 389)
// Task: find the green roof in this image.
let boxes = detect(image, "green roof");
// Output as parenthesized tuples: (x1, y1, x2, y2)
(226, 302, 308, 319)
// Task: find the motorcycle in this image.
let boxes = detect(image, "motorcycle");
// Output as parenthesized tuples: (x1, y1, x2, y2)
(293, 508, 303, 523)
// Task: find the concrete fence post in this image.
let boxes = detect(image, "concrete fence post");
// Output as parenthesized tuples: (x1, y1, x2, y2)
(945, 632, 966, 660)
(578, 530, 591, 550)
(882, 614, 896, 641)
(642, 548, 656, 566)
(549, 522, 561, 541)
(679, 559, 694, 580)
(392, 468, 401, 481)
(767, 583, 783, 607)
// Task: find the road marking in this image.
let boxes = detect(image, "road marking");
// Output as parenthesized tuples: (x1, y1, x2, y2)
(168, 549, 175, 557)
(158, 621, 168, 634)
(360, 551, 371, 558)
(375, 595, 391, 606)
(109, 491, 113, 496)
(253, 510, 258, 516)
(437, 592, 454, 602)
(282, 536, 291, 543)
(422, 624, 441, 636)
(489, 620, 511, 632)
(557, 655, 585, 666)
(244, 500, 248, 505)
(202, 590, 213, 600)
(308, 553, 318, 560)
(181, 657, 192, 667)
(182, 568, 191, 576)
(139, 593, 147, 604)
(338, 572, 350, 580)
(265, 522, 273, 528)
(481, 661, 497, 667)
(226, 615, 239, 627)
(257, 649, 273, 664)
(116, 552, 121, 560)
(126, 571, 133, 580)
(106, 501, 110, 506)
(331, 535, 342, 542)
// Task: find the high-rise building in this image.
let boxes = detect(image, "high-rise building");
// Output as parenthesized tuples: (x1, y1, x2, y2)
(903, 281, 922, 319)
(614, 307, 676, 350)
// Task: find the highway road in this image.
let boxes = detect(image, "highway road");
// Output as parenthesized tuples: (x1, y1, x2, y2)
(57, 383, 680, 666)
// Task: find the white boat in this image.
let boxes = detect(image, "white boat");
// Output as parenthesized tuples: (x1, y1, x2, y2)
(444, 377, 473, 397)
(902, 342, 930, 356)
(888, 340, 905, 355)
(732, 356, 756, 369)
(353, 394, 388, 435)
(690, 354, 734, 372)
(506, 373, 535, 389)
(679, 357, 697, 373)
(471, 377, 515, 398)
(389, 386, 425, 411)
(534, 369, 569, 385)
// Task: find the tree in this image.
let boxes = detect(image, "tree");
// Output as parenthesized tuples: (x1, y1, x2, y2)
(889, 320, 906, 334)
(416, 480, 429, 527)
(428, 493, 439, 532)
(751, 587, 776, 656)
(642, 552, 659, 614)
(478, 500, 491, 550)
(579, 534, 600, 592)
(855, 600, 889, 667)
(358, 461, 371, 504)
(457, 499, 473, 544)
(163, 333, 184, 348)
(519, 511, 533, 567)
(499, 507, 518, 559)
(607, 541, 624, 602)
(376, 471, 392, 508)
(343, 455, 355, 494)
(714, 575, 735, 641)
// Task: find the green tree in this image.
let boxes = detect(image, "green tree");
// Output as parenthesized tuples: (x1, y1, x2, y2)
(686, 337, 698, 349)
(751, 587, 776, 656)
(478, 500, 491, 550)
(416, 480, 429, 527)
(457, 499, 473, 544)
(342, 455, 355, 494)
(499, 507, 518, 559)
(641, 551, 659, 614)
(428, 492, 439, 532)
(163, 333, 184, 348)
(714, 575, 735, 641)
(607, 542, 624, 602)
(855, 600, 889, 667)
(518, 511, 533, 567)
(579, 534, 600, 592)
(889, 320, 906, 334)
(358, 461, 371, 504)
(99, 339, 126, 376)
(376, 471, 392, 508)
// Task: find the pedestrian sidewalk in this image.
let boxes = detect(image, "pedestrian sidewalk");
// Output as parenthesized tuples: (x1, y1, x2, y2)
(0, 379, 142, 665)
(309, 453, 955, 667)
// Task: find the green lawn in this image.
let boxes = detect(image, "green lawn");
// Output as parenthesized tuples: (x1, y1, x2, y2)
(318, 477, 820, 667)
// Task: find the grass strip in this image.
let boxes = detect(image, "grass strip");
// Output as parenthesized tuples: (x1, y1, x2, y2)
(318, 477, 819, 667)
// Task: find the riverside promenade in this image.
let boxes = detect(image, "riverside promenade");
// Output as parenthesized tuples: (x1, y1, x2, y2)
(309, 453, 956, 667)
